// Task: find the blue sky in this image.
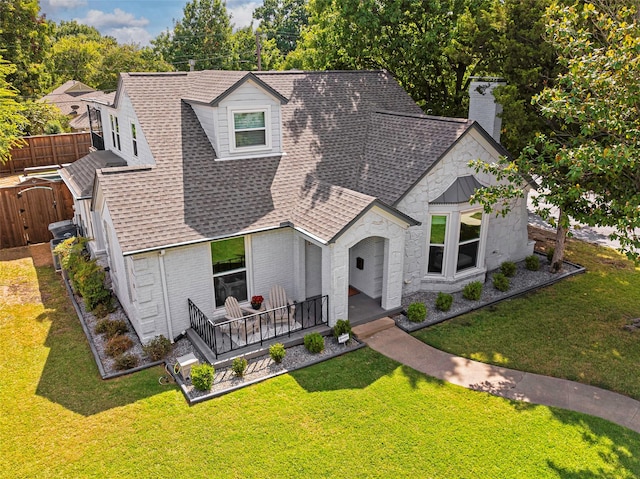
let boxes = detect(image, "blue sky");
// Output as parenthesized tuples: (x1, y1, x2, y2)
(40, 0, 261, 46)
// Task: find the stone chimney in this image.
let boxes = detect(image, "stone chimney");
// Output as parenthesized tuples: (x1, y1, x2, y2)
(468, 79, 505, 143)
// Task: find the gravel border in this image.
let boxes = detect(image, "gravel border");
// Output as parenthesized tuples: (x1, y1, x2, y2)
(170, 336, 365, 405)
(394, 252, 584, 332)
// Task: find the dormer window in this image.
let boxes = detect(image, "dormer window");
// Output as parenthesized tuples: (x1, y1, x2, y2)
(229, 107, 271, 152)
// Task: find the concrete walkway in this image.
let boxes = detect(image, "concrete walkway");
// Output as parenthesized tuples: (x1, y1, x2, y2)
(353, 318, 640, 434)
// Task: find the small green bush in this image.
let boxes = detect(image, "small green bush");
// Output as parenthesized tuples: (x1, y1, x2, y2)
(114, 353, 139, 370)
(143, 335, 172, 361)
(191, 363, 214, 391)
(435, 292, 453, 312)
(269, 343, 286, 363)
(406, 302, 427, 322)
(95, 319, 128, 339)
(333, 319, 352, 339)
(232, 357, 248, 377)
(105, 334, 133, 357)
(525, 254, 540, 271)
(492, 273, 510, 292)
(500, 261, 517, 277)
(462, 281, 483, 300)
(91, 301, 114, 319)
(546, 247, 555, 262)
(304, 332, 325, 353)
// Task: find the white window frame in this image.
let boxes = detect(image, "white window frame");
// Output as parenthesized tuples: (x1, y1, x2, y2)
(228, 106, 272, 153)
(110, 114, 121, 151)
(130, 121, 138, 157)
(425, 206, 487, 279)
(425, 213, 449, 276)
(211, 236, 251, 309)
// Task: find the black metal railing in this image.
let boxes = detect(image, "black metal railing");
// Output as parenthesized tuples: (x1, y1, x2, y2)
(188, 295, 329, 358)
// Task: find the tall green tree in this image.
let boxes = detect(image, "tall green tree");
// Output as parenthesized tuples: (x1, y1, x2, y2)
(0, 57, 27, 163)
(472, 1, 640, 266)
(288, 0, 494, 116)
(152, 0, 234, 71)
(253, 0, 308, 57)
(0, 0, 51, 98)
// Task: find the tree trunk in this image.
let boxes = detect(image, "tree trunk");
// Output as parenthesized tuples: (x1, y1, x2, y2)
(551, 208, 569, 273)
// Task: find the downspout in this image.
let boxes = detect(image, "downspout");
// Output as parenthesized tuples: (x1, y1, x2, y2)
(158, 250, 174, 343)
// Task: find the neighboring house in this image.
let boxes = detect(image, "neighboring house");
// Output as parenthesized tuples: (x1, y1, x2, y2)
(61, 70, 533, 349)
(39, 80, 114, 132)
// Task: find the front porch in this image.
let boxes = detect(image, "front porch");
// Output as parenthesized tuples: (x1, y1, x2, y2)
(188, 295, 329, 360)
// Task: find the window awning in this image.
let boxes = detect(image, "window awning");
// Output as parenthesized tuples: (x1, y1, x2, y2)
(431, 175, 485, 204)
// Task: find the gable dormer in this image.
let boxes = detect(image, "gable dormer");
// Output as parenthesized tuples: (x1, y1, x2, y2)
(186, 72, 288, 160)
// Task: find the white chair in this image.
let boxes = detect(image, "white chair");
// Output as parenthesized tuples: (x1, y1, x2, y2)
(265, 285, 296, 330)
(224, 296, 246, 339)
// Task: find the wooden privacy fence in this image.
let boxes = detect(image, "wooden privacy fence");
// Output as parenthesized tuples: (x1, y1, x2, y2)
(1, 132, 91, 174)
(0, 179, 74, 248)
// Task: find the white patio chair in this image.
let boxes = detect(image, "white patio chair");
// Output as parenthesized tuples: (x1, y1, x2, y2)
(265, 285, 296, 330)
(224, 296, 246, 340)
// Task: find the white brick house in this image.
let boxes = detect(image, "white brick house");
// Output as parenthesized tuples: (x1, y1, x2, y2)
(61, 71, 533, 348)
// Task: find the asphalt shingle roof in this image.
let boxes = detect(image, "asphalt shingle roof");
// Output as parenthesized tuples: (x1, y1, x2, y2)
(95, 70, 478, 254)
(59, 150, 126, 198)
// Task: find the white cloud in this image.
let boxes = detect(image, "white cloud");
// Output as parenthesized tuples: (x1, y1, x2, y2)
(75, 8, 149, 30)
(105, 27, 153, 46)
(46, 0, 87, 8)
(228, 1, 260, 29)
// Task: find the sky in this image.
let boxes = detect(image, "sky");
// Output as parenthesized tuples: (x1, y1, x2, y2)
(40, 0, 261, 46)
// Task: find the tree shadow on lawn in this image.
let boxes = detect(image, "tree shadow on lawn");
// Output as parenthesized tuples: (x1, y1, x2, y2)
(17, 244, 171, 416)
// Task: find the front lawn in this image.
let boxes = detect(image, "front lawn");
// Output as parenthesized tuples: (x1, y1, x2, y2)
(415, 240, 640, 400)
(1, 244, 639, 478)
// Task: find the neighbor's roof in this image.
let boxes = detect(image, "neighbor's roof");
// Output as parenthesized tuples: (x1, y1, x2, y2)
(59, 150, 127, 199)
(40, 81, 113, 130)
(95, 70, 487, 254)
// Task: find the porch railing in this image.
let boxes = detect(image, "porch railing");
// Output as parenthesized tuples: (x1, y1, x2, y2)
(188, 295, 329, 358)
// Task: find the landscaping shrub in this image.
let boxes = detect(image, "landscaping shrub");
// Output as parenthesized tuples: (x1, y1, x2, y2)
(114, 353, 139, 370)
(435, 292, 453, 312)
(462, 281, 483, 300)
(91, 301, 114, 319)
(333, 319, 352, 339)
(304, 332, 325, 353)
(95, 318, 128, 339)
(269, 343, 286, 363)
(500, 261, 517, 277)
(143, 335, 172, 361)
(105, 334, 134, 357)
(191, 363, 215, 391)
(546, 247, 555, 262)
(407, 302, 427, 322)
(525, 254, 540, 271)
(492, 273, 510, 292)
(232, 357, 248, 377)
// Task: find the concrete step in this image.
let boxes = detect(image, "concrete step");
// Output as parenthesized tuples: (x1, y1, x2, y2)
(352, 317, 396, 340)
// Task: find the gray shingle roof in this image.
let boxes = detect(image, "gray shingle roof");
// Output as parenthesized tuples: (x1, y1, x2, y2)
(97, 70, 480, 254)
(60, 150, 126, 198)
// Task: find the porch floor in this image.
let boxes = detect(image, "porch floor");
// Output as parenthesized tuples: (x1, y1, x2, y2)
(348, 291, 402, 326)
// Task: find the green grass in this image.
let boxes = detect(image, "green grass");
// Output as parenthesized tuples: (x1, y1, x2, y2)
(415, 240, 640, 400)
(1, 247, 640, 478)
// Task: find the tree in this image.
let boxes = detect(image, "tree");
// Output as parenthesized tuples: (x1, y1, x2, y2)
(152, 0, 234, 71)
(253, 0, 308, 57)
(19, 101, 70, 136)
(472, 1, 640, 267)
(230, 25, 258, 70)
(0, 0, 51, 98)
(0, 57, 27, 163)
(288, 0, 495, 117)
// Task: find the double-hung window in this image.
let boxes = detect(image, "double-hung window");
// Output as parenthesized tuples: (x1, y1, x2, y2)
(110, 115, 121, 150)
(427, 215, 447, 274)
(230, 108, 270, 151)
(211, 237, 247, 308)
(130, 122, 138, 157)
(457, 210, 482, 272)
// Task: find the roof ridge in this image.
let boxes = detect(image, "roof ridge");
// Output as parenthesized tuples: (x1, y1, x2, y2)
(255, 69, 387, 76)
(374, 109, 470, 124)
